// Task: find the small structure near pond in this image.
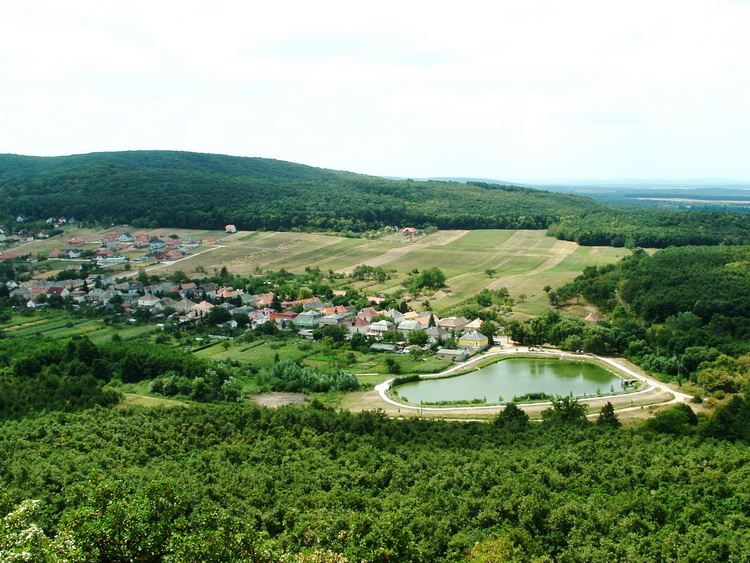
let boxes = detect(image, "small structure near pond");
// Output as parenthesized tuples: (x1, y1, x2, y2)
(436, 349, 470, 362)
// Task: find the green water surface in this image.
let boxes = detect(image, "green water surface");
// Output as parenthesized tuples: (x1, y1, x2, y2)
(394, 357, 623, 404)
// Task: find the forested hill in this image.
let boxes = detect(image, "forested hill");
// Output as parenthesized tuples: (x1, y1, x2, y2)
(0, 151, 602, 231)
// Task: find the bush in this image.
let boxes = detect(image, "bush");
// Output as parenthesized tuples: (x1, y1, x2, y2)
(494, 402, 529, 431)
(642, 403, 698, 435)
(258, 360, 360, 393)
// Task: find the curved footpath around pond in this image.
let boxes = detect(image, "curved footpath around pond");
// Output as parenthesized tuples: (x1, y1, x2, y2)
(374, 342, 693, 414)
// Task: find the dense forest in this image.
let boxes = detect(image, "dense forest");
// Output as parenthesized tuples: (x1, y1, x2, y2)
(532, 246, 750, 392)
(2, 401, 750, 562)
(548, 209, 750, 247)
(0, 151, 597, 232)
(4, 151, 750, 247)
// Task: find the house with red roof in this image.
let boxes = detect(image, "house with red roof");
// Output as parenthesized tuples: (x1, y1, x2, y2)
(216, 287, 244, 300)
(348, 316, 371, 334)
(46, 287, 70, 299)
(191, 300, 215, 316)
(357, 307, 381, 322)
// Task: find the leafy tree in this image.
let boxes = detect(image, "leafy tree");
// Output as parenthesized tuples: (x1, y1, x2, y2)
(506, 320, 527, 344)
(596, 402, 621, 428)
(406, 267, 446, 293)
(258, 360, 360, 393)
(0, 500, 85, 561)
(642, 403, 698, 435)
(560, 335, 584, 352)
(542, 396, 589, 426)
(206, 306, 233, 326)
(697, 367, 738, 394)
(476, 290, 493, 308)
(232, 312, 250, 328)
(408, 329, 428, 347)
(384, 357, 401, 374)
(314, 324, 349, 344)
(700, 395, 750, 443)
(494, 402, 529, 432)
(479, 321, 498, 345)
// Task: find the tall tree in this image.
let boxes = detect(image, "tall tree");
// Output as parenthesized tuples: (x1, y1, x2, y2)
(596, 402, 621, 428)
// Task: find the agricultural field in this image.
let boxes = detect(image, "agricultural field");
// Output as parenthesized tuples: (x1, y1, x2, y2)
(13, 227, 630, 317)
(0, 309, 157, 343)
(132, 228, 627, 315)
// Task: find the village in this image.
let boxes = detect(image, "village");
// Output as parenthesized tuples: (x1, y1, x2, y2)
(1, 224, 496, 363)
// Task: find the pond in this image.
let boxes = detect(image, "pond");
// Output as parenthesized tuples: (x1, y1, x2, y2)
(392, 356, 623, 405)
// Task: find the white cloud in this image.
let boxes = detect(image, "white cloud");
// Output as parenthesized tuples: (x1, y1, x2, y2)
(1, 0, 750, 178)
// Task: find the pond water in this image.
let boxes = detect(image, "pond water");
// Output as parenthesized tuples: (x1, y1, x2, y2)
(393, 357, 623, 405)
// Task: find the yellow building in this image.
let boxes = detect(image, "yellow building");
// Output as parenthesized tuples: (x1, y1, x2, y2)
(458, 330, 489, 351)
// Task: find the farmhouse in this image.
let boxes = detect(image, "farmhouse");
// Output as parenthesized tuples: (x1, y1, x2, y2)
(294, 310, 324, 328)
(439, 316, 470, 331)
(216, 287, 244, 300)
(319, 313, 348, 326)
(138, 294, 161, 308)
(458, 330, 489, 351)
(191, 301, 215, 316)
(368, 319, 396, 339)
(174, 298, 198, 313)
(397, 319, 423, 335)
(356, 307, 380, 322)
(348, 316, 371, 334)
(46, 287, 70, 299)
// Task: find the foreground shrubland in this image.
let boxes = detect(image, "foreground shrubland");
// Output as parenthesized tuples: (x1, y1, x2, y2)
(2, 402, 750, 562)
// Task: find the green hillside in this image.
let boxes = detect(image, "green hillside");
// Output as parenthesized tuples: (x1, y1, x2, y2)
(0, 151, 602, 231)
(5, 150, 750, 247)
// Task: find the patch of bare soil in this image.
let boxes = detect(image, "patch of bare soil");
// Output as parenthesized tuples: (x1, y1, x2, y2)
(250, 392, 307, 407)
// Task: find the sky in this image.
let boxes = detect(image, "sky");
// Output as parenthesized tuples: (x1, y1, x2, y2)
(2, 0, 750, 181)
